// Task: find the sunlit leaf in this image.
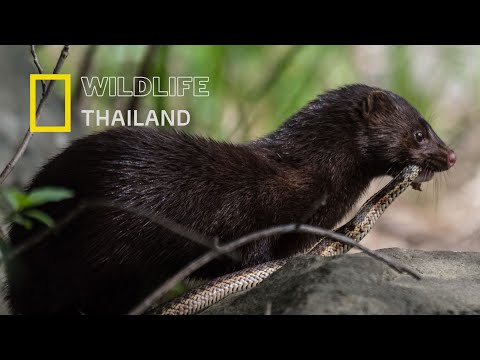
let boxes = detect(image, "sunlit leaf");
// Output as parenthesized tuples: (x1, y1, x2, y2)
(23, 209, 55, 228)
(24, 187, 74, 209)
(0, 188, 29, 211)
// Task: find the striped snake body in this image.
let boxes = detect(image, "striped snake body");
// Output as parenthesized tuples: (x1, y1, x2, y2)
(157, 165, 421, 315)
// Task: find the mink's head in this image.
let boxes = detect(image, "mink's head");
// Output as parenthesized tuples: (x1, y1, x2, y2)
(356, 86, 456, 181)
(265, 84, 455, 185)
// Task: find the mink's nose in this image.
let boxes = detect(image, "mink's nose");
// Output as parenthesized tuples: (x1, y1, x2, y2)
(447, 150, 456, 168)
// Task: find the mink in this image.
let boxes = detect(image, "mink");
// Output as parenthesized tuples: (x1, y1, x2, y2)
(5, 84, 456, 314)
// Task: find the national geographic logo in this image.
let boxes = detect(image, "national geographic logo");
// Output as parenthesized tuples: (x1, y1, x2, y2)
(30, 74, 208, 133)
(30, 74, 71, 133)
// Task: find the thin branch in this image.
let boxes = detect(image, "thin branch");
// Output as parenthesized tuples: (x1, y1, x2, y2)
(86, 200, 238, 262)
(0, 131, 34, 185)
(128, 223, 421, 315)
(297, 225, 421, 279)
(30, 45, 45, 95)
(2, 192, 420, 314)
(5, 203, 86, 260)
(3, 199, 238, 263)
(73, 45, 98, 108)
(51, 45, 70, 74)
(126, 45, 159, 112)
(0, 45, 70, 185)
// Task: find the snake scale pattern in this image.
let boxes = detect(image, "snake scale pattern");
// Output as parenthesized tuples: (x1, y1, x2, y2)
(156, 165, 421, 315)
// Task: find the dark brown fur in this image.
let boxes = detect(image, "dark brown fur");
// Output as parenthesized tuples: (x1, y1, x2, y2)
(6, 84, 455, 314)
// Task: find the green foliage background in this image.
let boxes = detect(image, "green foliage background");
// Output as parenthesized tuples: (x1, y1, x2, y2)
(39, 45, 479, 149)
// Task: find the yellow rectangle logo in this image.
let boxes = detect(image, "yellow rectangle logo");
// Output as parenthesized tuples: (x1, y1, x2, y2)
(30, 73, 71, 133)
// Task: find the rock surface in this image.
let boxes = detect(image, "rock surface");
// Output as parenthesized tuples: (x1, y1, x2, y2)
(1, 249, 479, 315)
(203, 249, 480, 315)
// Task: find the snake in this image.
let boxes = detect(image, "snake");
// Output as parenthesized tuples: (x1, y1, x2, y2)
(154, 165, 421, 315)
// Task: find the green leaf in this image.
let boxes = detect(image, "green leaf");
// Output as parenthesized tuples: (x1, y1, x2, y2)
(0, 188, 29, 211)
(23, 209, 55, 228)
(10, 213, 33, 230)
(24, 187, 74, 209)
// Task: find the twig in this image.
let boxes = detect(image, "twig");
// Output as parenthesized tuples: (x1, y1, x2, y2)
(30, 45, 45, 95)
(3, 193, 419, 314)
(4, 198, 238, 263)
(297, 225, 421, 279)
(126, 45, 159, 112)
(51, 45, 70, 74)
(0, 131, 34, 185)
(128, 223, 421, 315)
(5, 202, 86, 260)
(0, 45, 70, 185)
(73, 45, 98, 108)
(86, 200, 238, 262)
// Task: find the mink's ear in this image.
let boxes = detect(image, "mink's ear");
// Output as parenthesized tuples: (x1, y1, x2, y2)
(362, 90, 394, 119)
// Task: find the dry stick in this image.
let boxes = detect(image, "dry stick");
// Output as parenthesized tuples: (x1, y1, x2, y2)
(126, 45, 159, 112)
(298, 225, 421, 278)
(2, 191, 420, 304)
(73, 45, 97, 109)
(30, 45, 45, 95)
(0, 45, 70, 185)
(2, 195, 420, 313)
(5, 203, 86, 260)
(5, 199, 238, 263)
(86, 200, 238, 262)
(128, 223, 421, 315)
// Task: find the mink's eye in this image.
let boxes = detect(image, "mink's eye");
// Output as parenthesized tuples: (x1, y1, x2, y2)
(414, 131, 425, 143)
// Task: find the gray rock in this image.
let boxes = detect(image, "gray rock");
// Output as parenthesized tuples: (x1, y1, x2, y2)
(1, 249, 479, 315)
(203, 249, 480, 315)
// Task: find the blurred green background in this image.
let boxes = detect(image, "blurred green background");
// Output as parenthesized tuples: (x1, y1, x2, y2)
(12, 45, 480, 251)
(40, 45, 479, 143)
